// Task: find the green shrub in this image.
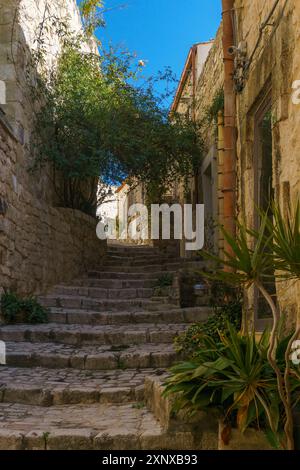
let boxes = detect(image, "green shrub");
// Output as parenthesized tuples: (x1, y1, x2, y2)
(0, 292, 48, 324)
(175, 282, 242, 355)
(164, 324, 300, 448)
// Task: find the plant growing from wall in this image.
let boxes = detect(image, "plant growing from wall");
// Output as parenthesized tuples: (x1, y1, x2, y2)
(204, 88, 224, 124)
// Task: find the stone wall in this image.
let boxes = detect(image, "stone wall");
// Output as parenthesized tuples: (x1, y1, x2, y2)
(234, 0, 300, 328)
(0, 1, 106, 296)
(194, 26, 224, 253)
(194, 26, 224, 148)
(0, 0, 96, 205)
(0, 116, 106, 296)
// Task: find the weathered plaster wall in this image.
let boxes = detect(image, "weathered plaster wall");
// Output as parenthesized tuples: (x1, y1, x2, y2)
(0, 117, 105, 296)
(234, 0, 300, 328)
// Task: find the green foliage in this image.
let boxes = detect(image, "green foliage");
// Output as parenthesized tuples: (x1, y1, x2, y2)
(266, 200, 300, 279)
(200, 212, 275, 287)
(80, 0, 105, 36)
(175, 282, 242, 355)
(176, 200, 300, 449)
(164, 324, 300, 443)
(0, 292, 48, 324)
(204, 88, 224, 124)
(200, 200, 300, 287)
(33, 41, 204, 214)
(155, 273, 174, 288)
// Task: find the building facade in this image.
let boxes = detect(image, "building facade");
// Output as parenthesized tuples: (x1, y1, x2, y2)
(173, 0, 300, 329)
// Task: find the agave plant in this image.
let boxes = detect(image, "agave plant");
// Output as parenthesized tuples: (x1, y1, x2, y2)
(175, 199, 300, 449)
(164, 323, 300, 447)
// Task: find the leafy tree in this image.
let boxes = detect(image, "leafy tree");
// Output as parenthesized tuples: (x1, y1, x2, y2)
(32, 38, 204, 214)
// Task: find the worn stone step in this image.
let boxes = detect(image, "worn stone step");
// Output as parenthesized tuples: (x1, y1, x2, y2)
(100, 263, 182, 273)
(51, 286, 154, 299)
(144, 376, 218, 449)
(5, 342, 178, 370)
(107, 245, 159, 254)
(104, 257, 182, 267)
(0, 323, 188, 346)
(47, 306, 212, 325)
(39, 295, 171, 311)
(107, 245, 158, 252)
(69, 278, 156, 289)
(0, 402, 195, 450)
(87, 270, 176, 280)
(0, 367, 166, 406)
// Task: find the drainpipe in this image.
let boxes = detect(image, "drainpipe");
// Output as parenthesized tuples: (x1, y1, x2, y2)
(222, 0, 236, 254)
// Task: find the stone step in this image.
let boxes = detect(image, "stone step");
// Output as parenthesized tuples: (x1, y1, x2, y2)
(98, 263, 182, 273)
(39, 295, 171, 311)
(0, 367, 166, 406)
(87, 270, 176, 280)
(107, 245, 159, 253)
(67, 278, 156, 289)
(0, 323, 188, 346)
(0, 402, 194, 450)
(106, 251, 176, 259)
(144, 376, 218, 449)
(5, 342, 178, 370)
(104, 257, 182, 267)
(47, 306, 211, 325)
(50, 286, 154, 299)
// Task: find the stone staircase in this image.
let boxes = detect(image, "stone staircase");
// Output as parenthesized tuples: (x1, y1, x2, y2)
(0, 244, 215, 450)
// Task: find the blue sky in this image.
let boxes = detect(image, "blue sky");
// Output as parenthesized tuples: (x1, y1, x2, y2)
(78, 0, 222, 103)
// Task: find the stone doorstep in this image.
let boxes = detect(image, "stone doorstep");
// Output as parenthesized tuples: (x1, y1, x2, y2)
(0, 403, 194, 450)
(4, 342, 178, 370)
(0, 323, 188, 346)
(144, 376, 218, 450)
